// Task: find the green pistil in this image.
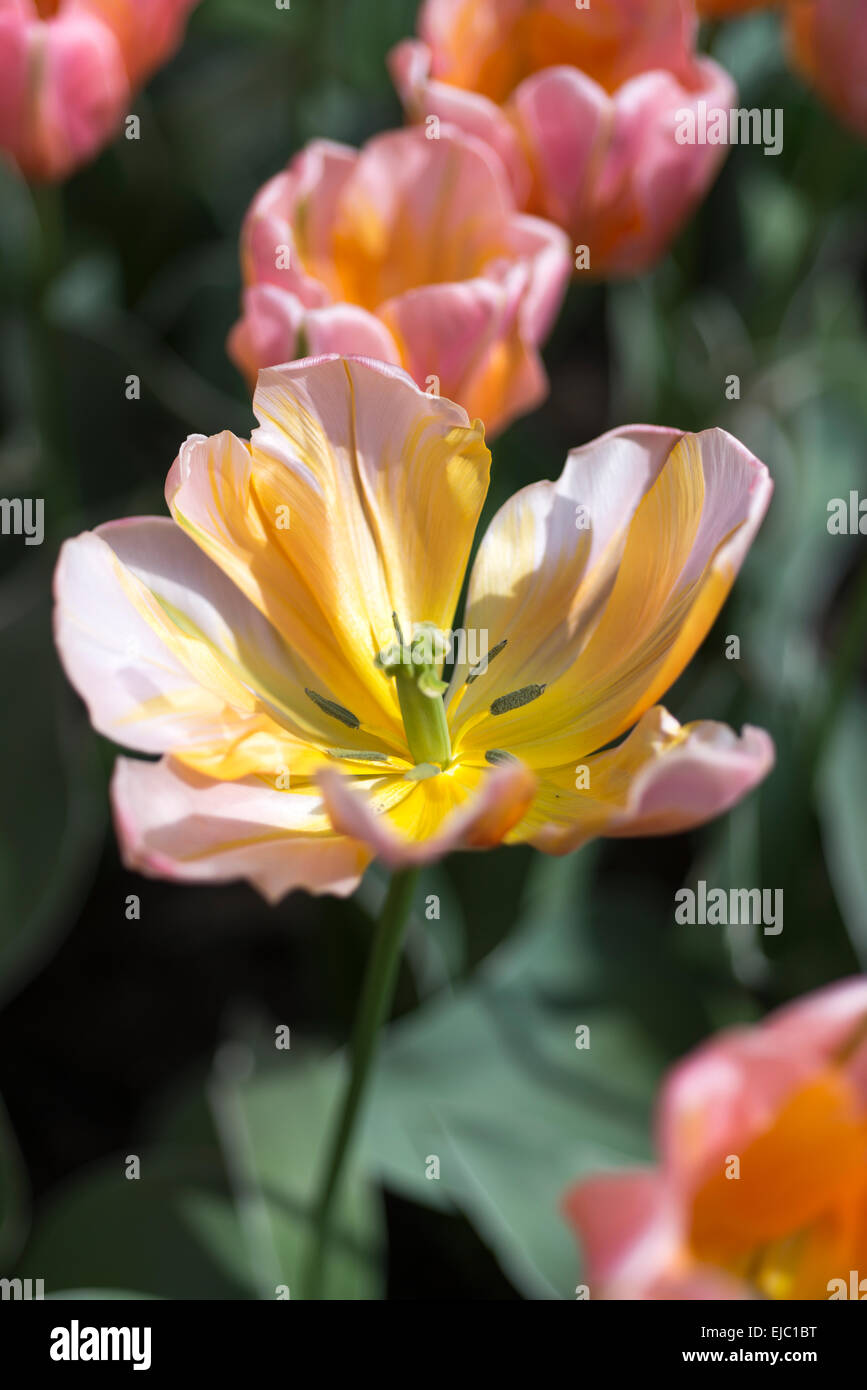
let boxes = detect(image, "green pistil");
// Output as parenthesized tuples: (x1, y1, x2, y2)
(376, 617, 452, 768)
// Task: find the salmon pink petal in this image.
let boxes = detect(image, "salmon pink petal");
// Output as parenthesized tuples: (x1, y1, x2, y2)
(510, 58, 736, 274)
(227, 285, 401, 389)
(563, 1170, 682, 1298)
(525, 711, 774, 853)
(658, 981, 867, 1192)
(388, 36, 532, 203)
(112, 756, 369, 902)
(0, 10, 128, 181)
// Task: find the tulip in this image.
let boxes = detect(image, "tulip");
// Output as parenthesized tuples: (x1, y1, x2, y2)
(54, 355, 773, 903)
(0, 0, 198, 182)
(787, 0, 867, 139)
(389, 0, 737, 275)
(564, 979, 867, 1299)
(227, 127, 572, 438)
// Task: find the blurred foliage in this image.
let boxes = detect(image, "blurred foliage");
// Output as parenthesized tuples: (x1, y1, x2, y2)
(0, 2, 866, 1299)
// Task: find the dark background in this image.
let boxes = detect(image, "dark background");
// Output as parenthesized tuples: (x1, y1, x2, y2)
(0, 0, 865, 1299)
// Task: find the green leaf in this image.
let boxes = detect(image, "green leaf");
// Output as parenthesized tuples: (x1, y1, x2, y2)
(0, 585, 106, 1006)
(361, 852, 663, 1299)
(16, 1047, 383, 1301)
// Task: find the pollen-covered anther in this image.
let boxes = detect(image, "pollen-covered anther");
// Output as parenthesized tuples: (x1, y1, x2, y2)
(490, 684, 547, 716)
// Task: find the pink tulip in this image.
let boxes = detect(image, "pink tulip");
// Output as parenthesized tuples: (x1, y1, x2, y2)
(227, 127, 572, 438)
(389, 0, 737, 275)
(564, 979, 867, 1299)
(0, 1, 198, 182)
(787, 0, 867, 139)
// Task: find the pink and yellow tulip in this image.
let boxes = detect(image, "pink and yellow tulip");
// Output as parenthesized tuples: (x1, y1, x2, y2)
(564, 979, 867, 1299)
(54, 355, 773, 903)
(227, 127, 571, 438)
(389, 0, 736, 275)
(0, 0, 198, 182)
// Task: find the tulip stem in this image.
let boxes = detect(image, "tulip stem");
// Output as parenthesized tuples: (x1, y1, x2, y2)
(305, 866, 419, 1299)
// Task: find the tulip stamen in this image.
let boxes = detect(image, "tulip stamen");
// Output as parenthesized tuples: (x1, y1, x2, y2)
(484, 749, 517, 765)
(466, 638, 507, 684)
(375, 617, 452, 768)
(305, 688, 361, 729)
(490, 684, 546, 716)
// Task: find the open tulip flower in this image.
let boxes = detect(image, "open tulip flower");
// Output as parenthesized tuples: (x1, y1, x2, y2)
(389, 0, 736, 276)
(227, 126, 571, 438)
(564, 979, 867, 1300)
(54, 355, 773, 904)
(0, 0, 199, 182)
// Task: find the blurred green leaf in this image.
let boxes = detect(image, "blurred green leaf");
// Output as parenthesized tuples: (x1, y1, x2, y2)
(361, 852, 663, 1299)
(818, 698, 867, 968)
(17, 1045, 383, 1300)
(0, 583, 106, 1006)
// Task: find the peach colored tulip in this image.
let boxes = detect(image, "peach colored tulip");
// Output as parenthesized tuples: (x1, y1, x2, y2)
(54, 355, 773, 903)
(227, 127, 572, 438)
(0, 0, 198, 182)
(389, 0, 737, 275)
(565, 979, 867, 1299)
(787, 0, 867, 138)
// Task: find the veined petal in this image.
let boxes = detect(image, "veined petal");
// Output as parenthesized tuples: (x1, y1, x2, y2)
(328, 126, 518, 311)
(515, 710, 774, 852)
(53, 516, 340, 757)
(318, 758, 535, 867)
(454, 427, 771, 765)
(112, 757, 369, 902)
(448, 424, 682, 730)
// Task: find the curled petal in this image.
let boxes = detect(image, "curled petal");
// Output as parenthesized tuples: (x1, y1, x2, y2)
(112, 756, 369, 903)
(388, 37, 532, 203)
(524, 710, 775, 853)
(510, 58, 737, 274)
(228, 285, 402, 390)
(317, 759, 535, 868)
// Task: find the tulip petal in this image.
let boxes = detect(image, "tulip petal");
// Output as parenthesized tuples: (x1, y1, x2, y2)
(512, 709, 774, 851)
(53, 516, 394, 764)
(388, 37, 532, 203)
(378, 277, 546, 437)
(228, 285, 402, 390)
(453, 427, 772, 766)
(660, 979, 867, 1194)
(168, 356, 489, 743)
(112, 756, 369, 902)
(318, 758, 535, 867)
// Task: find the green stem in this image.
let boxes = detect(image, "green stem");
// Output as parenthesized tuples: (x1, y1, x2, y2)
(305, 866, 419, 1299)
